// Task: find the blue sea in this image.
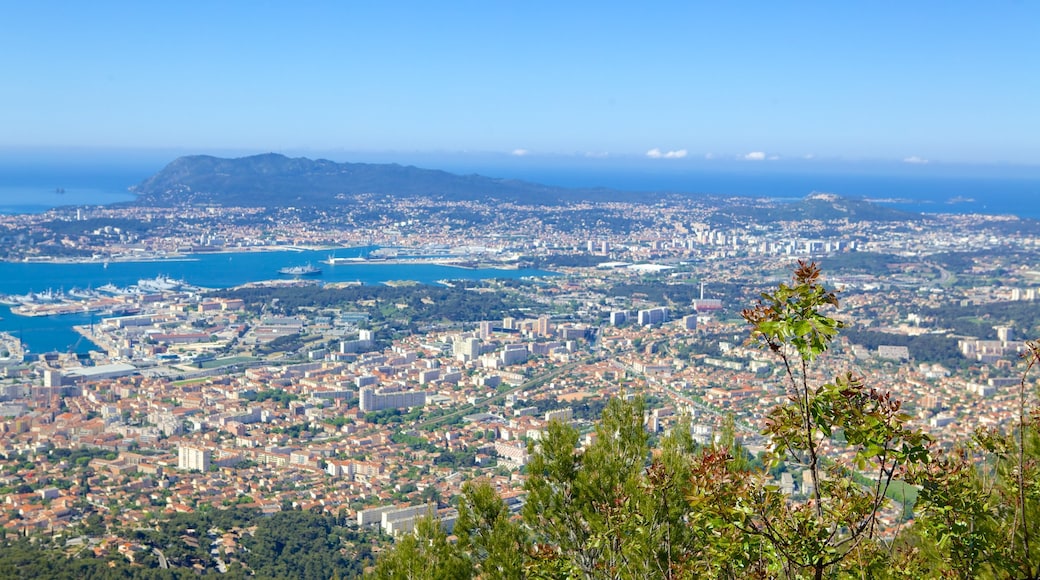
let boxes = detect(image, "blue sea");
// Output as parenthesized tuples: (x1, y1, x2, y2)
(2, 157, 1040, 354)
(0, 163, 144, 214)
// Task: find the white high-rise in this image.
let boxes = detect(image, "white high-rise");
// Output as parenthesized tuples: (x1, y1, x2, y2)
(178, 446, 211, 472)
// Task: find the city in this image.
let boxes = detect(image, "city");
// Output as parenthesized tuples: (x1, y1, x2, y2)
(5, 1, 1040, 575)
(0, 190, 1038, 574)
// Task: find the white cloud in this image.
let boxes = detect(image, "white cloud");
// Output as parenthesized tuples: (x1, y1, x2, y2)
(511, 148, 529, 156)
(744, 151, 766, 161)
(647, 148, 687, 159)
(704, 152, 716, 160)
(903, 156, 928, 164)
(768, 155, 780, 161)
(803, 153, 815, 160)
(584, 151, 610, 158)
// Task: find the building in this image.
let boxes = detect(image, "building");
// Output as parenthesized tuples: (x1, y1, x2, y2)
(500, 344, 528, 366)
(536, 316, 551, 337)
(877, 345, 910, 361)
(478, 321, 494, 339)
(359, 386, 426, 413)
(692, 299, 723, 311)
(455, 337, 482, 361)
(996, 325, 1013, 343)
(178, 446, 211, 472)
(494, 441, 531, 468)
(62, 363, 138, 384)
(637, 307, 668, 327)
(544, 407, 573, 423)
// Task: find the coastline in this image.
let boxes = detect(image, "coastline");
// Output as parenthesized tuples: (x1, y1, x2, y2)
(11, 245, 346, 265)
(5, 245, 519, 270)
(0, 331, 25, 363)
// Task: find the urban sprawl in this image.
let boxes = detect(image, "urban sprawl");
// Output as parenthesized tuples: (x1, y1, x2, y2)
(0, 192, 1038, 560)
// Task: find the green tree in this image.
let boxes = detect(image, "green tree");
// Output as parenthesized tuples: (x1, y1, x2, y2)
(522, 397, 768, 578)
(370, 514, 472, 580)
(741, 261, 931, 579)
(906, 340, 1040, 578)
(523, 397, 650, 578)
(455, 479, 528, 579)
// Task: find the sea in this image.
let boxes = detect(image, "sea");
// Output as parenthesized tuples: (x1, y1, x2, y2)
(2, 158, 1040, 354)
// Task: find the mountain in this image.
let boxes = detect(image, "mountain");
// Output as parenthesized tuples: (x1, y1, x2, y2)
(131, 154, 923, 223)
(131, 153, 629, 206)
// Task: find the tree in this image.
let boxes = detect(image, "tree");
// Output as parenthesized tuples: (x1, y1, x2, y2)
(370, 514, 472, 580)
(523, 397, 650, 578)
(905, 340, 1040, 578)
(455, 479, 528, 580)
(741, 260, 931, 579)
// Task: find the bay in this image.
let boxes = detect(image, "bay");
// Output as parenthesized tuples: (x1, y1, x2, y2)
(0, 247, 557, 355)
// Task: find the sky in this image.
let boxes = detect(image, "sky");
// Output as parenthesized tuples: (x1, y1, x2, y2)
(2, 2, 1039, 168)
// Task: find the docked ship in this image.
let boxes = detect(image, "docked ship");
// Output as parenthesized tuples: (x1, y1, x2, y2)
(278, 263, 322, 276)
(323, 255, 367, 265)
(136, 275, 187, 293)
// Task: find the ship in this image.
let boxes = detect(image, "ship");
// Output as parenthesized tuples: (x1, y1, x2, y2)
(323, 255, 367, 265)
(278, 263, 322, 276)
(323, 249, 369, 265)
(136, 275, 186, 293)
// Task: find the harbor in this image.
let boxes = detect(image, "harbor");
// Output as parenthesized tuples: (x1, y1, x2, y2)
(0, 248, 556, 355)
(0, 276, 199, 317)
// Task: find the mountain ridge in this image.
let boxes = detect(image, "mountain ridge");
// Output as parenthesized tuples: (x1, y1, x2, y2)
(131, 153, 629, 206)
(130, 153, 921, 222)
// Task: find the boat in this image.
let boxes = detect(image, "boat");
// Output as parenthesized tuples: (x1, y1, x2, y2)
(136, 275, 185, 292)
(323, 250, 368, 265)
(324, 255, 367, 265)
(278, 263, 322, 276)
(97, 283, 131, 295)
(68, 287, 98, 299)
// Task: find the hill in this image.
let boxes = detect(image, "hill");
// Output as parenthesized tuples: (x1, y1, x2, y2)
(131, 153, 630, 206)
(715, 191, 921, 223)
(131, 154, 923, 223)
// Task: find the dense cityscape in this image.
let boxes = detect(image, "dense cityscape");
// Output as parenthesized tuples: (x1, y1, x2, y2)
(0, 182, 1039, 575)
(6, 0, 1040, 575)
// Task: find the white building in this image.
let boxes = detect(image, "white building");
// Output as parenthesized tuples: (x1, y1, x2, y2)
(455, 337, 482, 362)
(359, 386, 426, 412)
(178, 446, 211, 472)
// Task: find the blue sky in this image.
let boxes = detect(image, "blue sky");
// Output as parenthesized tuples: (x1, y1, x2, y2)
(3, 2, 1039, 166)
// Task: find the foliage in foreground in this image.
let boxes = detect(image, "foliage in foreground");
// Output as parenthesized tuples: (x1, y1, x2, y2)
(373, 262, 1040, 579)
(0, 509, 375, 580)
